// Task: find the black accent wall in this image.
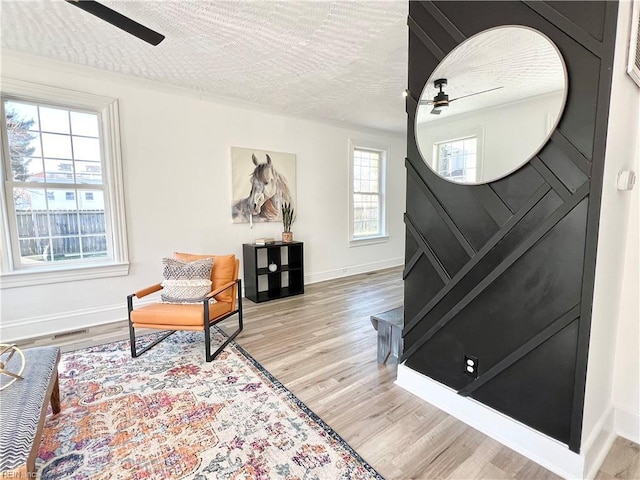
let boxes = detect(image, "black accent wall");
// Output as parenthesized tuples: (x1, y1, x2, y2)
(402, 1, 619, 452)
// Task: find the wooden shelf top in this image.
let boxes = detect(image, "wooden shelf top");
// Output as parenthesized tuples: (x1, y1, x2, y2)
(244, 241, 303, 248)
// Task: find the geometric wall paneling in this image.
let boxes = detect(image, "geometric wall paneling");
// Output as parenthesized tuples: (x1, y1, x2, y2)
(538, 141, 590, 193)
(490, 163, 549, 211)
(469, 185, 513, 226)
(404, 211, 455, 282)
(406, 161, 506, 252)
(403, 0, 618, 453)
(567, 0, 619, 452)
(528, 157, 573, 201)
(550, 41, 602, 159)
(524, 1, 608, 46)
(403, 184, 565, 351)
(549, 130, 592, 176)
(404, 195, 588, 366)
(405, 176, 473, 277)
(556, 42, 602, 157)
(457, 305, 581, 397)
(404, 225, 421, 271)
(469, 318, 580, 444)
(405, 169, 479, 258)
(407, 14, 446, 64)
(403, 253, 447, 330)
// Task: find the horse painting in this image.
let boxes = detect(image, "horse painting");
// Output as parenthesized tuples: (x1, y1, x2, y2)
(232, 153, 293, 223)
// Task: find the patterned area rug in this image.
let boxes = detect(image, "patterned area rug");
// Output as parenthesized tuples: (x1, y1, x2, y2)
(37, 331, 383, 480)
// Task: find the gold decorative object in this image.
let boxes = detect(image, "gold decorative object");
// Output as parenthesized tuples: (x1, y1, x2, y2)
(0, 344, 26, 391)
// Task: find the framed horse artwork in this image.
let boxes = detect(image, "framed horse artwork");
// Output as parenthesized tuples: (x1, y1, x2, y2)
(230, 147, 296, 224)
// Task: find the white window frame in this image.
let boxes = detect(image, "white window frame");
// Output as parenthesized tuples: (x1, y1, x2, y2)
(348, 138, 389, 247)
(429, 125, 485, 183)
(433, 135, 479, 183)
(0, 79, 129, 288)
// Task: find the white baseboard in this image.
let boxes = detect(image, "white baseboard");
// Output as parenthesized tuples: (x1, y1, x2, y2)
(0, 297, 157, 343)
(583, 408, 616, 480)
(395, 364, 619, 480)
(305, 257, 403, 285)
(614, 405, 640, 444)
(1, 260, 403, 342)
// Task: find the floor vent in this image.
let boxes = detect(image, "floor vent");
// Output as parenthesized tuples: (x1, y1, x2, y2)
(53, 329, 88, 339)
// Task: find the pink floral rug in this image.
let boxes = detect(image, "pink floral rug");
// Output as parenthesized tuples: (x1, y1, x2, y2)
(37, 331, 383, 479)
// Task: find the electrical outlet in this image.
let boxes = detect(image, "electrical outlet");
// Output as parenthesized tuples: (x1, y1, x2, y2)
(464, 354, 479, 378)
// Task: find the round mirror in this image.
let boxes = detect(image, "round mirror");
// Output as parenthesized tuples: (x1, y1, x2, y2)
(415, 26, 568, 185)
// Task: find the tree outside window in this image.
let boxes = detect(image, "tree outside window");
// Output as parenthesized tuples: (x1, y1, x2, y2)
(3, 100, 108, 265)
(1, 81, 128, 287)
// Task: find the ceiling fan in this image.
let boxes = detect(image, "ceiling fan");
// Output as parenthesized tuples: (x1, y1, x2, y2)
(421, 78, 503, 115)
(65, 0, 165, 46)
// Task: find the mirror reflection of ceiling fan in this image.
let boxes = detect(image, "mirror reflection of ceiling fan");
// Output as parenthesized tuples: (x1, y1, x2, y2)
(421, 78, 504, 115)
(64, 0, 165, 46)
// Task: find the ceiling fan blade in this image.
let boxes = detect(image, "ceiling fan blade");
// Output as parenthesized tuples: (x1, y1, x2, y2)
(449, 86, 504, 102)
(65, 0, 165, 46)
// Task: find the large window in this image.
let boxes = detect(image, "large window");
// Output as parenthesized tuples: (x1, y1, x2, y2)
(349, 140, 388, 245)
(0, 80, 128, 287)
(434, 136, 478, 183)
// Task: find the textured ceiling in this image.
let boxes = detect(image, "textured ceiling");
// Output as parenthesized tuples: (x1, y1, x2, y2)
(0, 0, 409, 133)
(417, 27, 566, 124)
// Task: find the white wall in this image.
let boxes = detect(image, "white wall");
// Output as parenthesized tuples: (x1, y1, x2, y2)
(582, 0, 640, 461)
(612, 128, 639, 444)
(415, 92, 563, 182)
(611, 67, 640, 442)
(0, 51, 406, 341)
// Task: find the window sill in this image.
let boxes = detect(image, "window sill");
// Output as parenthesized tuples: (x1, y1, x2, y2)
(349, 235, 389, 247)
(0, 262, 130, 289)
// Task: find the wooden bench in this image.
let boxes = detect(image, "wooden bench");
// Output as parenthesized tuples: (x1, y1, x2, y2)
(0, 346, 61, 479)
(370, 307, 404, 364)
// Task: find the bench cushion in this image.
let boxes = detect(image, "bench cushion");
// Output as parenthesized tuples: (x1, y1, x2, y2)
(0, 346, 60, 472)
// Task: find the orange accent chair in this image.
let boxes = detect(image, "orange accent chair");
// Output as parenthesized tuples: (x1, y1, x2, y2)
(127, 253, 243, 362)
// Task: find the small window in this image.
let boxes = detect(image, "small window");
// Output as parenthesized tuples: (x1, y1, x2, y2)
(46, 191, 54, 200)
(65, 192, 75, 201)
(85, 192, 94, 201)
(349, 139, 388, 245)
(434, 136, 478, 183)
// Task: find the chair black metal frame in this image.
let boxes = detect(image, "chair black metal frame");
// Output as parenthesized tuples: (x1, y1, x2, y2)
(127, 279, 243, 362)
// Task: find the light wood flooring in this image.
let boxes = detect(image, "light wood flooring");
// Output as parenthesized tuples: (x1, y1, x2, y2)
(18, 267, 639, 480)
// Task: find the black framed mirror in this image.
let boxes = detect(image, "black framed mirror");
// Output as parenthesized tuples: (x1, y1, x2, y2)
(415, 26, 568, 185)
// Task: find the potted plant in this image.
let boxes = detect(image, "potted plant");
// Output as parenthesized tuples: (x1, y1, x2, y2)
(281, 202, 295, 242)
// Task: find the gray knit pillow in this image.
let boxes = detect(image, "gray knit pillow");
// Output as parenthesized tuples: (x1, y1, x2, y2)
(161, 257, 214, 304)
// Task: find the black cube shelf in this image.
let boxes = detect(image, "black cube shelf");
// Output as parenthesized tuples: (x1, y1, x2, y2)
(242, 241, 304, 303)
